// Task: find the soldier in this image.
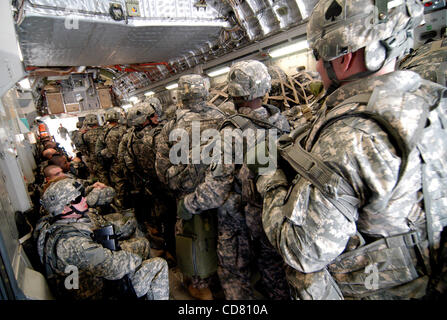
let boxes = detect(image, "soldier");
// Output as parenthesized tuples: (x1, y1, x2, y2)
(155, 74, 227, 300)
(36, 178, 169, 300)
(57, 123, 69, 140)
(117, 102, 176, 263)
(256, 0, 447, 300)
(176, 62, 291, 300)
(95, 107, 128, 207)
(81, 114, 109, 184)
(71, 122, 85, 151)
(399, 37, 447, 86)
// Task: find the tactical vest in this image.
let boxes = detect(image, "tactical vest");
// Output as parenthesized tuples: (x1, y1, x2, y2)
(278, 81, 447, 298)
(125, 125, 162, 183)
(166, 106, 226, 196)
(221, 104, 289, 207)
(42, 223, 104, 300)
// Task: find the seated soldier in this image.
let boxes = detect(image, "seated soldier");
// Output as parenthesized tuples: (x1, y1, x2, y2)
(36, 178, 169, 300)
(42, 148, 59, 160)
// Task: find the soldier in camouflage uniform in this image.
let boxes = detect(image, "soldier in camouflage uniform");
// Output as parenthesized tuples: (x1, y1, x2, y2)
(155, 74, 226, 300)
(81, 114, 109, 184)
(177, 62, 291, 300)
(117, 101, 176, 261)
(399, 37, 447, 86)
(257, 0, 447, 300)
(71, 122, 87, 153)
(95, 107, 128, 207)
(36, 178, 169, 300)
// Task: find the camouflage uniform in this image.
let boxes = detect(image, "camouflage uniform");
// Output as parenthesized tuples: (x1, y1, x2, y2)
(399, 37, 447, 86)
(118, 102, 176, 257)
(155, 74, 226, 292)
(258, 0, 447, 300)
(36, 178, 169, 300)
(96, 108, 128, 205)
(180, 62, 291, 300)
(82, 114, 109, 184)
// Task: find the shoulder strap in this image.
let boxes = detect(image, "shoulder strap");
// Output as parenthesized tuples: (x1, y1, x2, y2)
(279, 132, 360, 223)
(221, 114, 285, 133)
(308, 91, 417, 192)
(102, 125, 115, 143)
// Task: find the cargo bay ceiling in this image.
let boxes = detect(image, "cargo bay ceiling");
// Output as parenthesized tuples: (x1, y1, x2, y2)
(14, 0, 318, 100)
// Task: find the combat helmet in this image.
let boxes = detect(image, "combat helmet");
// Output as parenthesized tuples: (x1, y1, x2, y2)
(84, 114, 99, 127)
(307, 0, 424, 73)
(178, 74, 210, 102)
(227, 60, 271, 101)
(127, 102, 156, 127)
(41, 178, 85, 216)
(146, 97, 163, 118)
(104, 107, 122, 122)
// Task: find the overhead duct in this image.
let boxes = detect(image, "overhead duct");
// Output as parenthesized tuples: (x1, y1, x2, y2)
(15, 0, 319, 99)
(15, 0, 230, 67)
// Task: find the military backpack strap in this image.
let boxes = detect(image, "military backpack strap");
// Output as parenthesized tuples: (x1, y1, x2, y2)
(206, 103, 228, 117)
(308, 90, 424, 193)
(279, 132, 360, 223)
(221, 113, 285, 134)
(102, 125, 114, 144)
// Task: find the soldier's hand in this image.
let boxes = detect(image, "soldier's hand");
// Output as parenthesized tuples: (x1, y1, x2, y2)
(92, 182, 107, 189)
(177, 199, 192, 221)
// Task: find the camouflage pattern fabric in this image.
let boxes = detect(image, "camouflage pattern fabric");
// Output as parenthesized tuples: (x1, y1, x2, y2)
(399, 38, 447, 86)
(182, 104, 291, 300)
(307, 0, 424, 64)
(258, 70, 447, 300)
(228, 60, 271, 100)
(178, 74, 211, 103)
(35, 208, 168, 300)
(117, 123, 175, 255)
(95, 122, 128, 203)
(155, 97, 226, 286)
(155, 101, 226, 192)
(82, 126, 109, 184)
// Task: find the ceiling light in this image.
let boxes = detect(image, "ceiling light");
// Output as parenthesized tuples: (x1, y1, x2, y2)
(129, 96, 139, 103)
(206, 66, 230, 78)
(269, 40, 309, 58)
(122, 104, 132, 110)
(144, 91, 155, 97)
(166, 83, 178, 90)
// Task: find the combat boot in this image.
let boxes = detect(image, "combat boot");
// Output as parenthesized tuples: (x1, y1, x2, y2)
(187, 284, 213, 300)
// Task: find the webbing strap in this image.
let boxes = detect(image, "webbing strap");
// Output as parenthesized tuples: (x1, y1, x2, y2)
(280, 133, 359, 223)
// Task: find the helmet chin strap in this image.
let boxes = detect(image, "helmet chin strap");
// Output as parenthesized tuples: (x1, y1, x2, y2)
(323, 60, 341, 95)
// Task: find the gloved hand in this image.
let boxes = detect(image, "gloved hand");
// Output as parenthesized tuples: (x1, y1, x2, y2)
(177, 199, 193, 221)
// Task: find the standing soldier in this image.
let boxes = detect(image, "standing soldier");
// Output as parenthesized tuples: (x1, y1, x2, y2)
(156, 74, 227, 300)
(118, 101, 176, 263)
(57, 123, 69, 140)
(257, 0, 447, 299)
(82, 114, 109, 184)
(176, 62, 291, 300)
(95, 107, 128, 207)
